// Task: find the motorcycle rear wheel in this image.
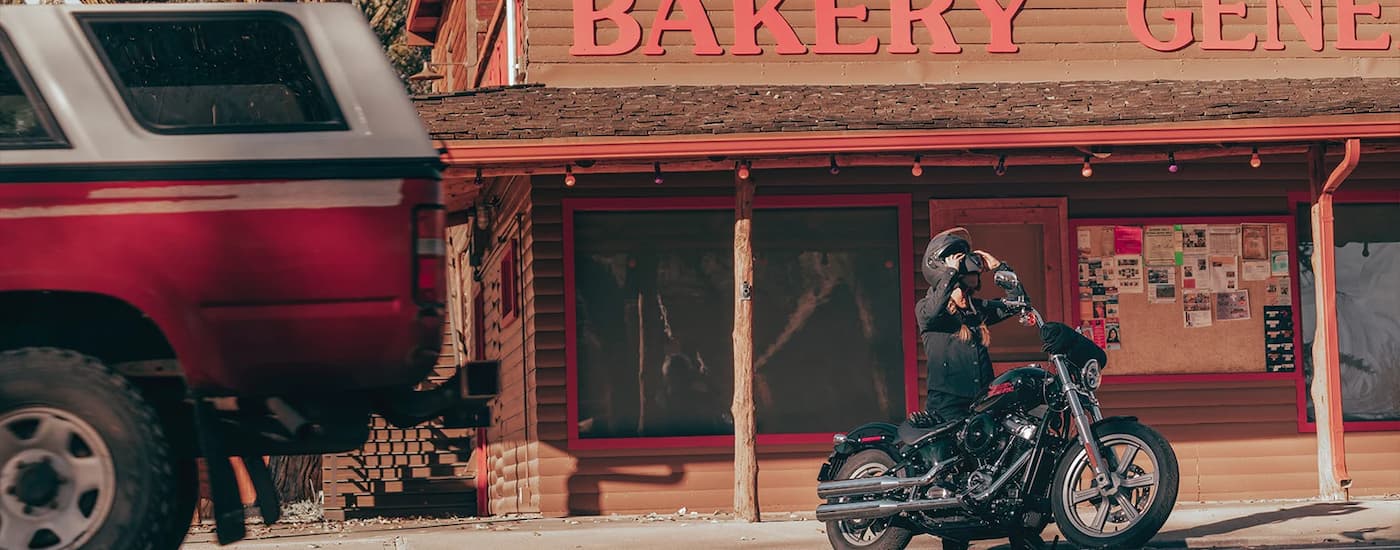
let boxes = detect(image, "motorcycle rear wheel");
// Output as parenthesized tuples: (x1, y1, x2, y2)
(1050, 419, 1179, 549)
(823, 449, 915, 550)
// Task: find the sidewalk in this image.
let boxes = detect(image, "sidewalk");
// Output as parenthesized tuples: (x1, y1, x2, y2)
(182, 498, 1400, 549)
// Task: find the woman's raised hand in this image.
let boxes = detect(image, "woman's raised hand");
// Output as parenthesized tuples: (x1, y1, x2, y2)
(974, 250, 1001, 270)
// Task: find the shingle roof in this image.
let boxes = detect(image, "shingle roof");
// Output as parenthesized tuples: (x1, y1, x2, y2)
(413, 78, 1400, 141)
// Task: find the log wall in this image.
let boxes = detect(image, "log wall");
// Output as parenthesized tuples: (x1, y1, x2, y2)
(512, 152, 1400, 516)
(525, 0, 1400, 86)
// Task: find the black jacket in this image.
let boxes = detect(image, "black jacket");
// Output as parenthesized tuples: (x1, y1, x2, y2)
(916, 263, 1017, 399)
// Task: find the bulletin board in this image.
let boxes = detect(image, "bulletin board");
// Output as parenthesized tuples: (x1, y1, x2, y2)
(1070, 216, 1299, 377)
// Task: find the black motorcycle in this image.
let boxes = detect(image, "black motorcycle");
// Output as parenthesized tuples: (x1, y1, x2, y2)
(815, 269, 1179, 550)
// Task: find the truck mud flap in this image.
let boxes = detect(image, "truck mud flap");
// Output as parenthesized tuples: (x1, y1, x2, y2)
(193, 398, 281, 545)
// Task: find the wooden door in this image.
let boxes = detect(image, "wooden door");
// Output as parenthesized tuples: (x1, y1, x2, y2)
(929, 198, 1069, 364)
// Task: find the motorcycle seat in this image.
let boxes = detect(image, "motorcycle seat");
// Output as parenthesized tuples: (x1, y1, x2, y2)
(897, 417, 961, 446)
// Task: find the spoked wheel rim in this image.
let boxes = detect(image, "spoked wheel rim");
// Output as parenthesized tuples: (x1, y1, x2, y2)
(1058, 433, 1161, 539)
(835, 462, 893, 547)
(0, 407, 116, 550)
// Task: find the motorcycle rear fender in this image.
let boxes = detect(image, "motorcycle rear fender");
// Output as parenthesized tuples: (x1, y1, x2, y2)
(817, 421, 900, 482)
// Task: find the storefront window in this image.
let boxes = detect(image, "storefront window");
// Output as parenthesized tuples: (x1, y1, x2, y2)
(571, 204, 908, 439)
(1297, 202, 1400, 423)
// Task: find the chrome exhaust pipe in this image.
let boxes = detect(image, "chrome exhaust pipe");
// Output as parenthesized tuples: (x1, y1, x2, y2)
(815, 496, 962, 522)
(817, 472, 932, 500)
(817, 464, 945, 499)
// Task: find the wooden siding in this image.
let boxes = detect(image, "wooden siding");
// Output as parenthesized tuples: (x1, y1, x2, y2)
(477, 175, 546, 515)
(518, 152, 1400, 516)
(322, 326, 480, 520)
(427, 0, 478, 93)
(525, 0, 1400, 86)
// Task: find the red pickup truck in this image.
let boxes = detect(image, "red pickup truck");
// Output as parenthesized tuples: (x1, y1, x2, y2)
(0, 4, 494, 549)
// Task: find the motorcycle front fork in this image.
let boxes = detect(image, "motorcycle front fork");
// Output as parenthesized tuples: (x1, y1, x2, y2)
(1051, 355, 1119, 497)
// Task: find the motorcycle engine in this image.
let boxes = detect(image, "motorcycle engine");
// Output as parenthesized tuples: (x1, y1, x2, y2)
(958, 413, 1039, 498)
(958, 413, 1002, 456)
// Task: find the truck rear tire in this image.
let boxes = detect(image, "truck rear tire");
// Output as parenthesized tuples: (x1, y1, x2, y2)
(0, 348, 176, 550)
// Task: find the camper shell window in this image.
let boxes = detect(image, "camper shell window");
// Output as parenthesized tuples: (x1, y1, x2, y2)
(78, 12, 347, 134)
(0, 29, 67, 149)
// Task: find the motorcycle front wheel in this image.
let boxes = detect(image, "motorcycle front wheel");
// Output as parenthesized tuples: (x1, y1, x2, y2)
(1050, 419, 1179, 549)
(823, 449, 915, 550)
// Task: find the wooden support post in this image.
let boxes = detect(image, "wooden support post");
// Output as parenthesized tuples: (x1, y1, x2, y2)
(732, 170, 759, 522)
(1307, 140, 1359, 502)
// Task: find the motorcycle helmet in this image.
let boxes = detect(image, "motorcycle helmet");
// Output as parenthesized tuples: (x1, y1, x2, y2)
(923, 227, 978, 285)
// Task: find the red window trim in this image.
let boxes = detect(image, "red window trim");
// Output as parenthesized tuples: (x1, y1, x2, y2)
(562, 194, 917, 450)
(1287, 189, 1400, 433)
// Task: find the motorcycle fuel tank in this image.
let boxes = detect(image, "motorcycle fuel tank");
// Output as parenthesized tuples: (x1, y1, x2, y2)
(972, 367, 1051, 414)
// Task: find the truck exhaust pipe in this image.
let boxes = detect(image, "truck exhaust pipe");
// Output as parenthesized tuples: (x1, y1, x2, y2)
(815, 496, 963, 522)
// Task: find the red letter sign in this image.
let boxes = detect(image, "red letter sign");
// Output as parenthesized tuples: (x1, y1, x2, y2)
(1201, 0, 1257, 50)
(1264, 0, 1323, 51)
(974, 0, 1025, 53)
(732, 0, 808, 55)
(1127, 0, 1194, 52)
(1337, 0, 1392, 50)
(570, 0, 643, 55)
(889, 0, 960, 54)
(814, 0, 878, 53)
(643, 0, 723, 55)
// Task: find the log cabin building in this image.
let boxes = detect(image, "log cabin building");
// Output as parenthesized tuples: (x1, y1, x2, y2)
(325, 0, 1400, 520)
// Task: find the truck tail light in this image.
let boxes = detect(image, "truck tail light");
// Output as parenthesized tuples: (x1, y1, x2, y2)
(414, 205, 446, 306)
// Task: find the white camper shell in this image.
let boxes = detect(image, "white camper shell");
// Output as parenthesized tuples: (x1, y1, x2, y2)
(0, 3, 439, 182)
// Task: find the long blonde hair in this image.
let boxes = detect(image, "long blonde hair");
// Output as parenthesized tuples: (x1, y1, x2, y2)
(947, 287, 992, 346)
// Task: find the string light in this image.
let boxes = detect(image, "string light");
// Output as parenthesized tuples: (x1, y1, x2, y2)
(474, 167, 483, 186)
(829, 154, 841, 175)
(1080, 155, 1093, 178)
(911, 155, 924, 177)
(1167, 152, 1179, 173)
(994, 154, 1007, 176)
(564, 165, 576, 187)
(653, 162, 664, 185)
(737, 160, 751, 180)
(1250, 146, 1262, 168)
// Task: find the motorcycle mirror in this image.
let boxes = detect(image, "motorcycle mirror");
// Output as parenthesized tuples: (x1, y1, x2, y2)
(994, 270, 1020, 290)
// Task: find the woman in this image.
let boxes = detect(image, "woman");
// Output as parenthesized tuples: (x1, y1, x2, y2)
(915, 227, 1019, 425)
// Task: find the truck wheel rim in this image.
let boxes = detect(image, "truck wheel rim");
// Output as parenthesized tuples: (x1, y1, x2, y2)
(1058, 433, 1159, 539)
(835, 462, 891, 546)
(0, 407, 116, 550)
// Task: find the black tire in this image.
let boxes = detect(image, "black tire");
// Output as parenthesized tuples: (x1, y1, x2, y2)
(0, 348, 176, 550)
(824, 449, 915, 550)
(156, 458, 199, 549)
(1049, 419, 1179, 549)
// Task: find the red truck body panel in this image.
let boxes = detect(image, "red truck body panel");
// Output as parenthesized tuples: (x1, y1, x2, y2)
(0, 176, 444, 394)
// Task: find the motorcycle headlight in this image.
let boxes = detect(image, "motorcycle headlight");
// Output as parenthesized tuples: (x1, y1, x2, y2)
(1082, 359, 1102, 391)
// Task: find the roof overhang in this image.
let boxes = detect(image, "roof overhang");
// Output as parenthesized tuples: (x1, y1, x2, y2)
(437, 114, 1400, 175)
(404, 0, 444, 46)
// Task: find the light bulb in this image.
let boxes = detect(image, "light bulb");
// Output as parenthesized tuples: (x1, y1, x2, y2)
(828, 155, 840, 175)
(737, 162, 751, 180)
(911, 155, 923, 177)
(1250, 147, 1262, 168)
(564, 166, 576, 187)
(1081, 156, 1093, 178)
(994, 155, 1007, 176)
(1168, 152, 1179, 173)
(653, 162, 664, 185)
